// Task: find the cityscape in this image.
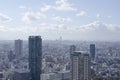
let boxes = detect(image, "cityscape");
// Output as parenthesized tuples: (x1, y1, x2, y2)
(0, 0, 120, 80)
(0, 37, 120, 80)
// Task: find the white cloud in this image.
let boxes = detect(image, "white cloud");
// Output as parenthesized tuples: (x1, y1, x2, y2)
(1, 21, 119, 33)
(41, 5, 52, 12)
(76, 21, 120, 32)
(40, 0, 76, 12)
(22, 11, 46, 23)
(19, 6, 27, 9)
(0, 13, 12, 22)
(0, 21, 120, 40)
(54, 0, 76, 11)
(53, 16, 72, 22)
(19, 5, 31, 10)
(76, 11, 87, 16)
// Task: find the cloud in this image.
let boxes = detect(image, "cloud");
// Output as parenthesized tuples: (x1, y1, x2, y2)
(0, 13, 12, 22)
(19, 6, 27, 9)
(54, 0, 76, 11)
(41, 5, 52, 12)
(1, 21, 119, 33)
(76, 11, 87, 16)
(53, 16, 72, 22)
(19, 5, 31, 10)
(0, 21, 120, 40)
(75, 21, 120, 33)
(40, 0, 76, 12)
(22, 11, 46, 23)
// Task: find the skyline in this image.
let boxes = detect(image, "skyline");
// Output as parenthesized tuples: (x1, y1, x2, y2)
(0, 0, 120, 41)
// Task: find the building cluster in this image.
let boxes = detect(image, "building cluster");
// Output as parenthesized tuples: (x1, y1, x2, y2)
(0, 36, 120, 80)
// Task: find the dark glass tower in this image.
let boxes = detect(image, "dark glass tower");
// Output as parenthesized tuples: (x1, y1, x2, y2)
(29, 36, 42, 80)
(90, 44, 95, 61)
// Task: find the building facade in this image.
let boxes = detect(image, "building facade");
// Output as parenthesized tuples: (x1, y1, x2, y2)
(70, 45, 76, 55)
(69, 45, 76, 71)
(71, 51, 91, 80)
(15, 39, 23, 58)
(29, 36, 42, 80)
(12, 69, 30, 80)
(90, 44, 95, 61)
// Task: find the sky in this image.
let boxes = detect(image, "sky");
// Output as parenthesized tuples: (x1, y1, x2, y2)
(0, 0, 120, 41)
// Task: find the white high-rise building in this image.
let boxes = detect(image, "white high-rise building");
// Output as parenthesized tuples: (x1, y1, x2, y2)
(71, 51, 91, 80)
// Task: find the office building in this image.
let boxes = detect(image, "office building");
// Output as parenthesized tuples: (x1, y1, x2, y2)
(70, 45, 76, 55)
(29, 36, 42, 80)
(41, 71, 70, 80)
(90, 44, 95, 61)
(70, 45, 76, 60)
(0, 72, 4, 80)
(15, 39, 23, 58)
(12, 69, 30, 80)
(71, 51, 91, 80)
(69, 45, 76, 71)
(8, 50, 14, 62)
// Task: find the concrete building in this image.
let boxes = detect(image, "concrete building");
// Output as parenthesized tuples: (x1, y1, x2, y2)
(0, 72, 4, 80)
(41, 71, 70, 80)
(69, 45, 76, 71)
(8, 50, 14, 62)
(12, 69, 30, 80)
(70, 45, 76, 55)
(71, 51, 91, 80)
(29, 36, 42, 80)
(15, 39, 23, 58)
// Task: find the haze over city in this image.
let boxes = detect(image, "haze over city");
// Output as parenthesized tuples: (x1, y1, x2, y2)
(1, 0, 120, 80)
(0, 0, 120, 40)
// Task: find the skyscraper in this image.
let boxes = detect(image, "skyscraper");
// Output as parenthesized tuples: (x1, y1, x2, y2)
(70, 45, 76, 71)
(70, 45, 76, 55)
(29, 36, 42, 80)
(8, 50, 14, 62)
(90, 44, 95, 61)
(71, 51, 91, 80)
(15, 39, 23, 58)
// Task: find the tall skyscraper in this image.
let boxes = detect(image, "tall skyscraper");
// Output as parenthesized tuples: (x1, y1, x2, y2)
(70, 45, 76, 70)
(71, 51, 91, 80)
(15, 39, 23, 58)
(90, 44, 95, 61)
(29, 36, 42, 80)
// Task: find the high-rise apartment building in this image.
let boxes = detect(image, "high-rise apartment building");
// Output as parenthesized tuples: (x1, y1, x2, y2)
(15, 39, 23, 58)
(90, 44, 95, 61)
(71, 51, 91, 80)
(70, 45, 76, 55)
(69, 45, 76, 71)
(29, 36, 42, 80)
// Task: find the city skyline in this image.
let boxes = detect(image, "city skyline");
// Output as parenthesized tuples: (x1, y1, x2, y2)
(0, 0, 120, 41)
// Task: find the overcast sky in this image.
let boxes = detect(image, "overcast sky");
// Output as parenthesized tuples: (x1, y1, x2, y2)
(0, 0, 120, 41)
